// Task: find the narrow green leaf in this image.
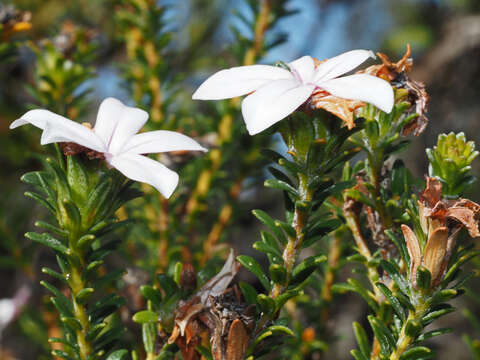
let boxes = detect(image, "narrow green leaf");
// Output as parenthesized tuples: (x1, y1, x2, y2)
(275, 288, 301, 309)
(368, 315, 395, 355)
(253, 241, 282, 258)
(380, 260, 409, 296)
(41, 281, 72, 315)
(430, 289, 457, 305)
(76, 288, 95, 304)
(106, 349, 129, 360)
(157, 274, 179, 298)
(399, 346, 433, 360)
(140, 285, 162, 308)
(415, 328, 452, 343)
(264, 178, 298, 197)
(257, 294, 275, 315)
(133, 310, 158, 324)
(416, 266, 431, 290)
(376, 282, 405, 321)
(51, 349, 75, 360)
(24, 191, 55, 214)
(93, 326, 126, 351)
(41, 267, 67, 283)
(60, 316, 83, 331)
(237, 255, 271, 291)
(26, 232, 70, 255)
(67, 156, 89, 201)
(252, 210, 286, 244)
(274, 220, 296, 238)
(353, 322, 371, 358)
(35, 221, 68, 237)
(351, 349, 369, 360)
(269, 264, 287, 284)
(142, 323, 156, 353)
(290, 255, 326, 285)
(404, 319, 423, 338)
(86, 323, 107, 341)
(77, 234, 96, 250)
(421, 305, 456, 326)
(239, 282, 258, 305)
(82, 178, 113, 226)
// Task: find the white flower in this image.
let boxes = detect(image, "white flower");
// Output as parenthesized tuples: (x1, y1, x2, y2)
(0, 286, 30, 334)
(10, 97, 207, 198)
(192, 50, 394, 135)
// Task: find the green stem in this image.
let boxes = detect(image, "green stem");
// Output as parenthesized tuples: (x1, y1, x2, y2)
(343, 207, 383, 301)
(271, 173, 312, 298)
(367, 152, 392, 230)
(320, 231, 343, 322)
(389, 298, 429, 360)
(255, 172, 313, 334)
(67, 247, 92, 359)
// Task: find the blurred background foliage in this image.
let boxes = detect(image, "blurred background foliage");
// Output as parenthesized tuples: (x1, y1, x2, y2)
(1, 0, 480, 359)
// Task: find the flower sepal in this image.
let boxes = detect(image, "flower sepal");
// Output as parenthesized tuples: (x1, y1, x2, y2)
(279, 112, 315, 162)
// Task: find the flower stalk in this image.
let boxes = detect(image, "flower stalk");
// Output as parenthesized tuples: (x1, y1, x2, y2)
(271, 173, 313, 298)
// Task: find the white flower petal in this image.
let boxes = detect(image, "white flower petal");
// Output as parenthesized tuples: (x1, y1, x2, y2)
(314, 49, 375, 82)
(11, 109, 105, 152)
(9, 118, 29, 129)
(93, 97, 129, 146)
(108, 153, 179, 198)
(241, 79, 315, 135)
(192, 65, 292, 100)
(122, 130, 208, 155)
(10, 109, 67, 130)
(289, 56, 315, 83)
(40, 117, 106, 152)
(318, 74, 394, 113)
(96, 100, 149, 155)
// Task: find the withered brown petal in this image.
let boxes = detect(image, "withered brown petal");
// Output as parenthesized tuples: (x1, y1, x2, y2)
(400, 77, 429, 136)
(226, 319, 250, 360)
(211, 327, 224, 360)
(199, 249, 239, 305)
(168, 325, 181, 344)
(310, 91, 365, 129)
(417, 201, 428, 236)
(401, 225, 421, 284)
(421, 177, 442, 208)
(423, 226, 449, 286)
(175, 335, 202, 360)
(168, 302, 205, 344)
(185, 320, 199, 345)
(446, 207, 480, 238)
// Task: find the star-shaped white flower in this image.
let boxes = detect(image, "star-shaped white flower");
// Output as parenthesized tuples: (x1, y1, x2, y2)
(10, 97, 207, 198)
(192, 49, 394, 135)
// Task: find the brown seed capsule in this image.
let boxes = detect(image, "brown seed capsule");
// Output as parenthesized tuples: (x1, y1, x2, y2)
(226, 319, 249, 360)
(180, 263, 198, 292)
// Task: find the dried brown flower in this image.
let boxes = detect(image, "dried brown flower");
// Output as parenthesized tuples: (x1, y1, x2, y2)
(168, 250, 254, 360)
(402, 177, 480, 287)
(360, 44, 429, 136)
(60, 142, 105, 160)
(310, 90, 365, 129)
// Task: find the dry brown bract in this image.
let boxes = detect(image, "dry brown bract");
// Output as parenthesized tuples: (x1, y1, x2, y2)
(310, 90, 365, 129)
(168, 250, 254, 360)
(402, 177, 480, 288)
(361, 44, 429, 136)
(60, 142, 106, 160)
